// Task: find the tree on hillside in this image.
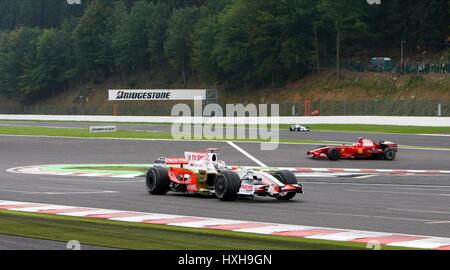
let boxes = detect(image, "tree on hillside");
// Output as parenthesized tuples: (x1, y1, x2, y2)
(0, 30, 21, 97)
(191, 0, 231, 82)
(12, 28, 42, 99)
(318, 0, 366, 80)
(416, 0, 449, 49)
(33, 28, 73, 98)
(164, 6, 200, 85)
(212, 0, 315, 88)
(147, 2, 171, 71)
(0, 0, 86, 30)
(111, 0, 132, 76)
(73, 0, 115, 80)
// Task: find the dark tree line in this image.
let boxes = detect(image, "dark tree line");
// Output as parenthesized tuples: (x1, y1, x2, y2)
(0, 0, 448, 100)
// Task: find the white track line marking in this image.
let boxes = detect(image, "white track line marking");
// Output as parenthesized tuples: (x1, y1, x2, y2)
(170, 219, 244, 228)
(110, 214, 177, 222)
(318, 212, 438, 223)
(39, 186, 109, 192)
(418, 134, 450, 137)
(426, 221, 450, 224)
(57, 209, 121, 217)
(0, 189, 39, 194)
(389, 208, 450, 215)
(354, 175, 377, 179)
(39, 177, 143, 183)
(396, 187, 450, 192)
(235, 225, 313, 234)
(388, 238, 450, 249)
(345, 189, 450, 197)
(300, 181, 450, 189)
(306, 231, 391, 241)
(226, 141, 267, 167)
(42, 191, 117, 195)
(12, 205, 75, 212)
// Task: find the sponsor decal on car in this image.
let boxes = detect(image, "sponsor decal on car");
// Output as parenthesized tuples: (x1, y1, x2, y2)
(165, 158, 189, 164)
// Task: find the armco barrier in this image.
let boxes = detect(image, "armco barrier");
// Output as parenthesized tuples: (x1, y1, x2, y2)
(1, 114, 450, 127)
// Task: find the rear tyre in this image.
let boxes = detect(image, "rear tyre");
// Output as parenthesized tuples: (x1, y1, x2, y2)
(327, 148, 340, 161)
(383, 148, 396, 161)
(215, 171, 241, 201)
(273, 170, 297, 201)
(146, 166, 171, 195)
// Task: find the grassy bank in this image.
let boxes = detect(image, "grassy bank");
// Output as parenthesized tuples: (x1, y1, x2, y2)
(2, 120, 450, 134)
(2, 125, 450, 151)
(0, 125, 174, 139)
(0, 210, 407, 250)
(0, 125, 342, 145)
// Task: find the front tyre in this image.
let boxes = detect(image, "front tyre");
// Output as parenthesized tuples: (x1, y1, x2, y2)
(146, 166, 171, 195)
(215, 171, 241, 201)
(273, 170, 297, 200)
(327, 148, 340, 161)
(383, 148, 396, 161)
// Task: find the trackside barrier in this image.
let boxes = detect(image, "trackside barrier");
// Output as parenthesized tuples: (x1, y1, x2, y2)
(1, 115, 450, 127)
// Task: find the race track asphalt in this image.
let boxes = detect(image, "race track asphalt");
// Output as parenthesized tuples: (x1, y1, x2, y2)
(1, 120, 449, 148)
(1, 135, 450, 248)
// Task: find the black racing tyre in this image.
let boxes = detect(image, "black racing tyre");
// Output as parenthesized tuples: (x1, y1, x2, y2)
(146, 166, 171, 195)
(383, 148, 396, 161)
(327, 148, 340, 161)
(215, 171, 241, 201)
(273, 170, 297, 201)
(289, 127, 294, 131)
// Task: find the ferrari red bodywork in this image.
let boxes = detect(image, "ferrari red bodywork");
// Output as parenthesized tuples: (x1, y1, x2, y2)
(307, 138, 398, 161)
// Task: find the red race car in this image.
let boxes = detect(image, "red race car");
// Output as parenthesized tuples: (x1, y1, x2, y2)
(307, 137, 398, 161)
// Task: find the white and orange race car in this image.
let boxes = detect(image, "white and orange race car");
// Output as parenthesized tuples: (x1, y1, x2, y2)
(146, 149, 303, 201)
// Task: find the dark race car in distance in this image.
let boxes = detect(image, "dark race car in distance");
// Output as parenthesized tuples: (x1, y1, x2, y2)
(289, 124, 310, 132)
(307, 137, 398, 161)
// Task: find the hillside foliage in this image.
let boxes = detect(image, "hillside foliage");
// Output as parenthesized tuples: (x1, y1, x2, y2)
(0, 0, 448, 100)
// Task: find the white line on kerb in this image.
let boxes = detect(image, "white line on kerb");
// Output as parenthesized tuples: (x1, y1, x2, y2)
(226, 141, 268, 168)
(354, 175, 377, 179)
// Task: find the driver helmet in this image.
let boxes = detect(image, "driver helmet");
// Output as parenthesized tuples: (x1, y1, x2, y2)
(214, 160, 227, 170)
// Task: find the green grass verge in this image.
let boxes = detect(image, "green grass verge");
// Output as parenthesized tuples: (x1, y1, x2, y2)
(0, 125, 339, 144)
(0, 210, 412, 250)
(2, 125, 450, 151)
(2, 119, 450, 134)
(0, 125, 174, 139)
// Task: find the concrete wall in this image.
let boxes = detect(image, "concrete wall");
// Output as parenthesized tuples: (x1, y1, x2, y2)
(1, 114, 450, 126)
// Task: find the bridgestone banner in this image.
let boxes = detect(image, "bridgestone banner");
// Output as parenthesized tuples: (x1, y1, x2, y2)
(108, 89, 206, 101)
